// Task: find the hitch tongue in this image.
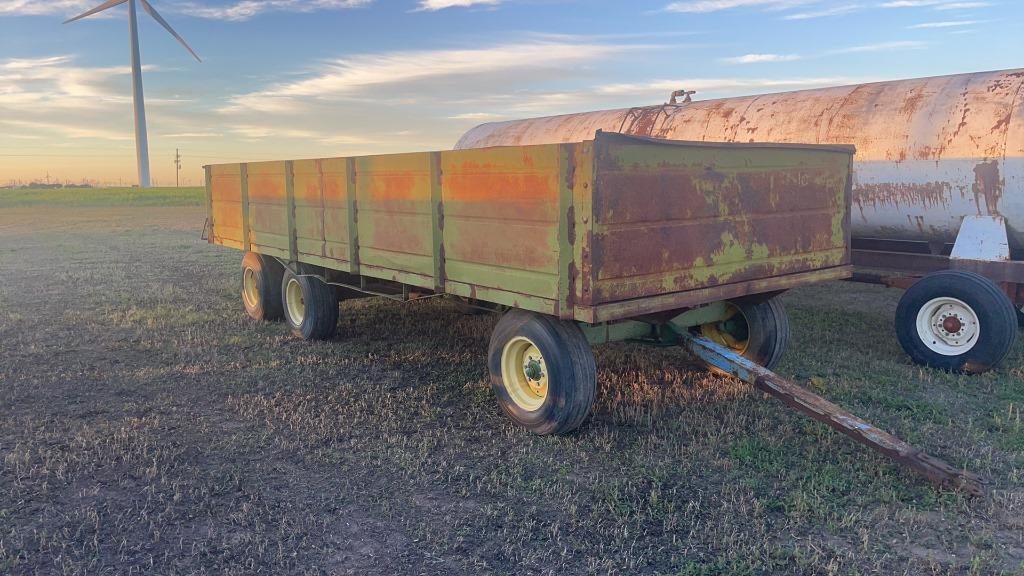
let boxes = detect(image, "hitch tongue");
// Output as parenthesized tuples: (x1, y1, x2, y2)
(680, 332, 986, 497)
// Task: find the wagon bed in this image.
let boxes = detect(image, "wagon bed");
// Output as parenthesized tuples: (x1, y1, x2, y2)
(206, 132, 854, 323)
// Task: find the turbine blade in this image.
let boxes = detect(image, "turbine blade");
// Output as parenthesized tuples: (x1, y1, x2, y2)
(139, 0, 202, 62)
(63, 0, 128, 24)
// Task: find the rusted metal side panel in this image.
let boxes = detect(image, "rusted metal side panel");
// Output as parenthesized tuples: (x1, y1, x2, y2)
(354, 152, 435, 289)
(572, 141, 596, 308)
(439, 145, 563, 305)
(246, 161, 289, 260)
(589, 133, 851, 305)
(208, 163, 243, 249)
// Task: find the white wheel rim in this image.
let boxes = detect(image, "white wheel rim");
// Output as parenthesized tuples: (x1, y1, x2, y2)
(915, 297, 979, 356)
(285, 278, 305, 325)
(242, 267, 259, 309)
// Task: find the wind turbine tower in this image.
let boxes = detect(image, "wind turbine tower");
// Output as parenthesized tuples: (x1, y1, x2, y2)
(65, 0, 200, 188)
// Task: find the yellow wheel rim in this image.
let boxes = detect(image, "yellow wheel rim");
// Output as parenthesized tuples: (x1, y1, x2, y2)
(500, 336, 549, 412)
(242, 267, 259, 309)
(700, 303, 750, 354)
(285, 277, 305, 325)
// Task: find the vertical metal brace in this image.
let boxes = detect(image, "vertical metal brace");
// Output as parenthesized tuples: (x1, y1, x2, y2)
(430, 152, 445, 294)
(203, 165, 213, 243)
(346, 157, 359, 274)
(285, 160, 298, 265)
(240, 163, 250, 252)
(557, 144, 576, 319)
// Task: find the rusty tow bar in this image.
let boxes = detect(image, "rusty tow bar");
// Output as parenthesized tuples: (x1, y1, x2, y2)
(679, 332, 986, 497)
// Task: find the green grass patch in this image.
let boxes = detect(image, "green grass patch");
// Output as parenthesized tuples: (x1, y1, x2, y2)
(0, 186, 204, 208)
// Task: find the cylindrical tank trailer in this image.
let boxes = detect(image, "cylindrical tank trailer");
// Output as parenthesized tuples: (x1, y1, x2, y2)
(457, 69, 1024, 373)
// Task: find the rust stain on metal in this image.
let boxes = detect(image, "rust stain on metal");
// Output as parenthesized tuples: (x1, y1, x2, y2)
(972, 160, 1003, 214)
(854, 181, 952, 210)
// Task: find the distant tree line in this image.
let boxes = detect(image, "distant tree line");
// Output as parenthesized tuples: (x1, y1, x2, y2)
(0, 183, 95, 190)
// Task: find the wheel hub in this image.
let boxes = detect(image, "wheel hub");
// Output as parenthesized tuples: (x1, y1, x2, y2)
(500, 337, 549, 412)
(285, 277, 306, 325)
(242, 267, 259, 309)
(916, 297, 979, 356)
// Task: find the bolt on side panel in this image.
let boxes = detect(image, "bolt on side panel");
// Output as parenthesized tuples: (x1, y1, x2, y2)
(586, 134, 852, 306)
(439, 145, 563, 302)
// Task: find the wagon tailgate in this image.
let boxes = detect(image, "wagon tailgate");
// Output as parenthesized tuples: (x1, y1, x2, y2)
(588, 133, 852, 306)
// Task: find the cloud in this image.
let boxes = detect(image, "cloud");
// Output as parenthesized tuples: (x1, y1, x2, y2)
(826, 40, 927, 53)
(662, 0, 815, 13)
(722, 53, 801, 64)
(221, 41, 639, 113)
(595, 77, 860, 97)
(0, 0, 91, 16)
(721, 40, 924, 65)
(448, 112, 507, 120)
(909, 19, 985, 27)
(783, 3, 862, 19)
(415, 0, 501, 11)
(880, 0, 989, 7)
(177, 0, 370, 21)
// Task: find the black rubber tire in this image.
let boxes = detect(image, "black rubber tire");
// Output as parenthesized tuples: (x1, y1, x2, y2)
(698, 296, 790, 371)
(487, 309, 597, 436)
(241, 252, 284, 321)
(1017, 305, 1024, 329)
(895, 270, 1017, 374)
(281, 269, 339, 340)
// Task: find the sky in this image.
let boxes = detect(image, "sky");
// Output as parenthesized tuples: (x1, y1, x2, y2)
(0, 0, 1020, 186)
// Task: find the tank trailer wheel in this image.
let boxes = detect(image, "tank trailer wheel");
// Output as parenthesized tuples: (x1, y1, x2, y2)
(697, 297, 790, 373)
(488, 310, 596, 436)
(241, 252, 285, 322)
(281, 269, 339, 340)
(895, 270, 1017, 374)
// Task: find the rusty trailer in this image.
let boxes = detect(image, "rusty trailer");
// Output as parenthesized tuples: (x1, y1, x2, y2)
(204, 132, 982, 495)
(456, 69, 1024, 374)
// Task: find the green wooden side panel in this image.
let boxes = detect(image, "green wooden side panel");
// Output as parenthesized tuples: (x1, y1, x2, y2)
(320, 158, 351, 265)
(354, 152, 434, 280)
(246, 160, 289, 255)
(439, 145, 562, 301)
(209, 164, 243, 246)
(588, 133, 852, 305)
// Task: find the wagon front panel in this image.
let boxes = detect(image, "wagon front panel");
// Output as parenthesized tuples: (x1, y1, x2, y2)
(589, 134, 852, 308)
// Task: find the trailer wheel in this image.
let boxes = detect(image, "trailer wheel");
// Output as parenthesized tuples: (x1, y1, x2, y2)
(488, 310, 596, 435)
(895, 271, 1016, 374)
(1017, 305, 1024, 329)
(697, 297, 790, 371)
(241, 252, 284, 321)
(281, 269, 339, 340)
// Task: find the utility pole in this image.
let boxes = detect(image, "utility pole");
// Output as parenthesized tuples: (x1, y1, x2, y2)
(175, 148, 182, 187)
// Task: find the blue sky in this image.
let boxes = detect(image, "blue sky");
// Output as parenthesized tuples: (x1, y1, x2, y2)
(1, 0, 1020, 185)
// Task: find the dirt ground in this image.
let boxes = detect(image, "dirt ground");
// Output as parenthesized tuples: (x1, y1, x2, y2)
(1, 204, 1022, 575)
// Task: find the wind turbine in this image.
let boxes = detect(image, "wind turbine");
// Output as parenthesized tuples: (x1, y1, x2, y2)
(65, 0, 200, 188)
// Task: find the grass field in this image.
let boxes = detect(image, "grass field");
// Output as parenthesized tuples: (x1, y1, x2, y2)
(0, 186, 204, 208)
(1, 190, 1022, 575)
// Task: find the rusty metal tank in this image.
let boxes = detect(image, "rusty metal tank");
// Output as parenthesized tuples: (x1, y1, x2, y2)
(456, 68, 1024, 250)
